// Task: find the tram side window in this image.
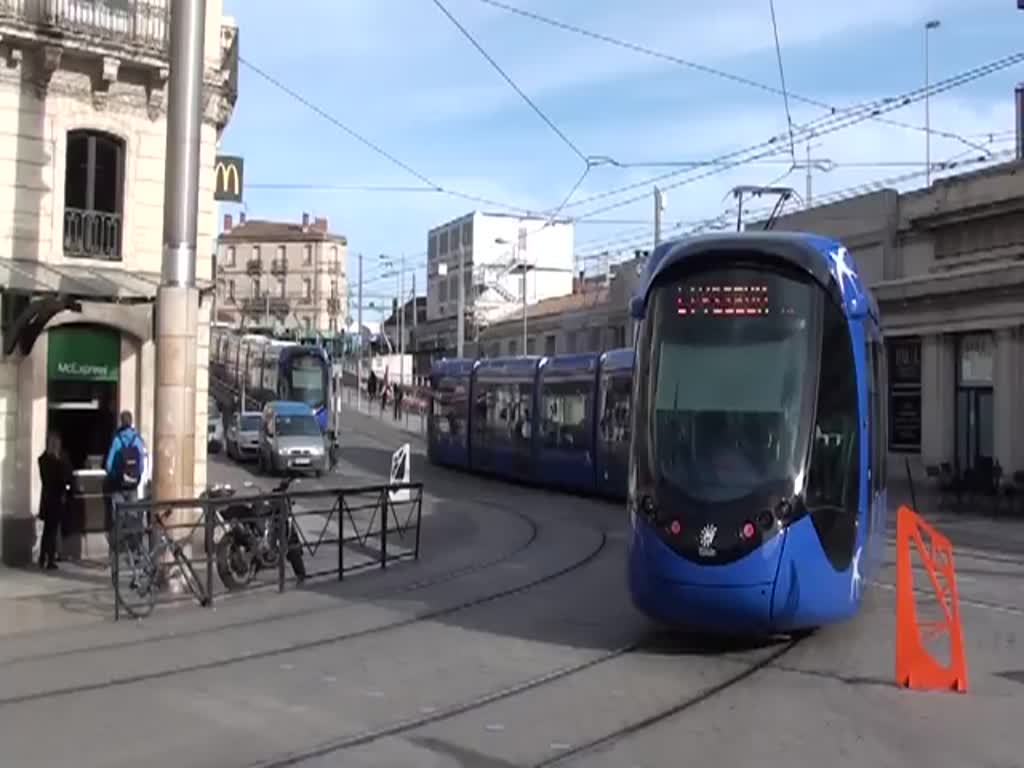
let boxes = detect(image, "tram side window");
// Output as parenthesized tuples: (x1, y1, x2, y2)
(432, 381, 466, 437)
(540, 380, 591, 453)
(478, 382, 531, 445)
(873, 340, 888, 487)
(600, 374, 632, 448)
(805, 301, 860, 515)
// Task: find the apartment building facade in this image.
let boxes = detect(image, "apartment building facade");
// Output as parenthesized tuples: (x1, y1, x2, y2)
(414, 211, 574, 365)
(0, 0, 238, 565)
(215, 212, 349, 335)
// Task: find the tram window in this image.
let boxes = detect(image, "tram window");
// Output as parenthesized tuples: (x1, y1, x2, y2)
(477, 382, 531, 445)
(600, 375, 632, 447)
(540, 380, 591, 453)
(432, 380, 466, 437)
(805, 301, 859, 515)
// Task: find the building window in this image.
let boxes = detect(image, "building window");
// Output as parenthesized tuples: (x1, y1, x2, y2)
(566, 330, 578, 354)
(439, 230, 449, 255)
(526, 337, 536, 355)
(303, 278, 312, 301)
(508, 339, 517, 356)
(462, 222, 472, 246)
(252, 278, 261, 297)
(544, 334, 556, 356)
(252, 245, 261, 264)
(438, 278, 448, 303)
(887, 337, 921, 453)
(226, 246, 236, 266)
(304, 244, 312, 265)
(331, 246, 338, 270)
(429, 234, 437, 260)
(228, 280, 235, 301)
(63, 129, 125, 260)
(279, 277, 286, 298)
(330, 280, 337, 300)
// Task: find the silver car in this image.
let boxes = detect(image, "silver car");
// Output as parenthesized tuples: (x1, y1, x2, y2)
(257, 401, 328, 477)
(226, 411, 262, 462)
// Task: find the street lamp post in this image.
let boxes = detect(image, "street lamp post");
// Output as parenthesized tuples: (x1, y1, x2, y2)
(925, 19, 941, 186)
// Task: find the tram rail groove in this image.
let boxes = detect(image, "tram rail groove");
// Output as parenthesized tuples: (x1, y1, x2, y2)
(0, 494, 541, 662)
(0, 525, 608, 708)
(531, 637, 802, 768)
(248, 641, 643, 768)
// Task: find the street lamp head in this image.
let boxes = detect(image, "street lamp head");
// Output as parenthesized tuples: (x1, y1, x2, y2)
(925, 19, 940, 29)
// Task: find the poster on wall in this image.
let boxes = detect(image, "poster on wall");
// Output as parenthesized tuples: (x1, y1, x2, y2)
(889, 391, 922, 451)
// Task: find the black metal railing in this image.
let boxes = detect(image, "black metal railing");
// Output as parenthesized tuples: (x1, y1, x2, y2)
(110, 481, 424, 620)
(246, 258, 263, 276)
(63, 206, 121, 259)
(0, 0, 170, 53)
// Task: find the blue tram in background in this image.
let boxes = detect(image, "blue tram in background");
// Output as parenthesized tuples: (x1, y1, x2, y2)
(627, 231, 888, 634)
(427, 349, 635, 500)
(210, 328, 333, 432)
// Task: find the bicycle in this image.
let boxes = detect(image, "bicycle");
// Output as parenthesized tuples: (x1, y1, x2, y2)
(113, 506, 210, 619)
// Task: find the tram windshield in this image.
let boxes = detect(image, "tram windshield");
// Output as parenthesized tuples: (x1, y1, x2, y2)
(289, 356, 327, 409)
(641, 266, 820, 503)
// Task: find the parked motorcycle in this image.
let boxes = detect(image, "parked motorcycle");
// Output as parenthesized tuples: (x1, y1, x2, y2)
(214, 475, 307, 591)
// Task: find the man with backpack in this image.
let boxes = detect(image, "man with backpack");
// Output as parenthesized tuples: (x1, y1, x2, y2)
(105, 411, 149, 557)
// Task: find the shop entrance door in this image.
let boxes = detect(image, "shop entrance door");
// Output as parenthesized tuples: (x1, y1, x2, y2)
(955, 388, 994, 472)
(46, 325, 120, 539)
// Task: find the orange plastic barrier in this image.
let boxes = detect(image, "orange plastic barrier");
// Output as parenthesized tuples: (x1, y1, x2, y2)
(895, 505, 968, 692)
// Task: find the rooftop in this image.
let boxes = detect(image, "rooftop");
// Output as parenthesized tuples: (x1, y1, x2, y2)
(219, 213, 347, 244)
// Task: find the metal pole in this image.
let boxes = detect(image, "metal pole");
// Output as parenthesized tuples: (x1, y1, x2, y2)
(456, 244, 465, 358)
(155, 0, 205, 586)
(805, 139, 812, 207)
(521, 258, 527, 355)
(925, 21, 939, 186)
(653, 186, 662, 246)
(357, 252, 363, 410)
(399, 253, 405, 386)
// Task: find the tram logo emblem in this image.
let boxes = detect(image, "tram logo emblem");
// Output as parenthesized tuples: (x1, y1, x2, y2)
(698, 524, 717, 557)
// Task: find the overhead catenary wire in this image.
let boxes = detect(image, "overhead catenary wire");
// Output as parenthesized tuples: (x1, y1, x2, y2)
(238, 56, 539, 216)
(565, 51, 1024, 224)
(474, 0, 992, 155)
(430, 0, 590, 166)
(767, 0, 796, 162)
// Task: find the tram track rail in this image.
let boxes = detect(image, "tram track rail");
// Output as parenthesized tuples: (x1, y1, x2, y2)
(0, 512, 610, 708)
(247, 632, 803, 768)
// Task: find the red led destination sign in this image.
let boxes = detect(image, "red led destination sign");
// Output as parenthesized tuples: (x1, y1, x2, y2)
(675, 284, 770, 316)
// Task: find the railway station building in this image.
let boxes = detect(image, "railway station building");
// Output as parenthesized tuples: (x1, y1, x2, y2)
(750, 159, 1024, 492)
(0, 2, 238, 565)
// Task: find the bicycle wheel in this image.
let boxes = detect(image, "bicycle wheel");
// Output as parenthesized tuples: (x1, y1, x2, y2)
(114, 544, 157, 619)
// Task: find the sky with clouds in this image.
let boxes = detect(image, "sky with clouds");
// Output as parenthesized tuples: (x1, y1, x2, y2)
(219, 0, 1024, 321)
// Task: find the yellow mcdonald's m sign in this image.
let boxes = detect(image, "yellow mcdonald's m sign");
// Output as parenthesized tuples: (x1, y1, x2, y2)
(214, 155, 244, 202)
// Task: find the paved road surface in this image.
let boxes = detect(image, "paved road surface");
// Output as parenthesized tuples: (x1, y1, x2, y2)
(0, 405, 1020, 767)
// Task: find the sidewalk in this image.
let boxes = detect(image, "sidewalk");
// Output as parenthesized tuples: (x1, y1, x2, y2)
(0, 562, 114, 636)
(337, 385, 427, 442)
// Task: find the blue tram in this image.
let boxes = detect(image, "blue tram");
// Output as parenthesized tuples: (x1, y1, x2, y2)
(427, 350, 635, 499)
(626, 231, 888, 634)
(210, 328, 333, 431)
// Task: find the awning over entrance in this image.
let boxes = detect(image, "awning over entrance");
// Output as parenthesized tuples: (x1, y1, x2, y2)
(0, 258, 213, 356)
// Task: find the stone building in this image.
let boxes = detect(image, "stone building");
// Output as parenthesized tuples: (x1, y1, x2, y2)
(0, 1, 238, 564)
(750, 160, 1024, 484)
(215, 212, 348, 335)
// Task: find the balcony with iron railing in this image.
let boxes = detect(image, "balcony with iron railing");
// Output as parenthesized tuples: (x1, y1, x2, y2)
(327, 297, 341, 315)
(0, 0, 170, 57)
(242, 296, 290, 316)
(270, 259, 287, 276)
(246, 258, 263, 276)
(63, 206, 121, 260)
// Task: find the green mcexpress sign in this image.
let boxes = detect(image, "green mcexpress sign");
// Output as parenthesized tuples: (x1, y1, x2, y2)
(47, 326, 119, 382)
